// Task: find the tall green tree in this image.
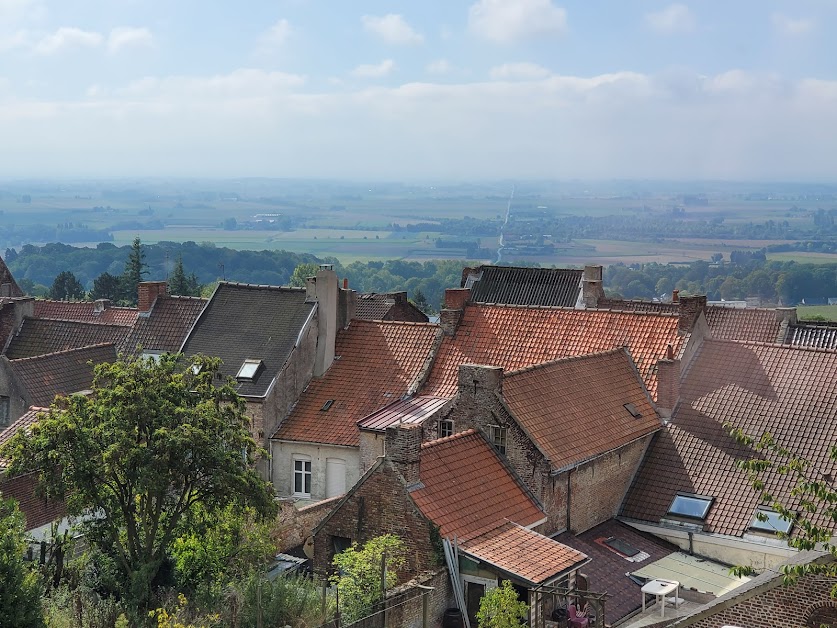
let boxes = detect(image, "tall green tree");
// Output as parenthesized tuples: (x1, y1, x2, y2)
(121, 236, 148, 305)
(48, 270, 85, 301)
(168, 255, 201, 297)
(289, 263, 320, 288)
(2, 354, 277, 618)
(90, 271, 123, 301)
(0, 496, 45, 627)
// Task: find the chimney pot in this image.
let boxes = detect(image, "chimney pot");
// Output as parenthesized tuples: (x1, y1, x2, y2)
(672, 289, 680, 303)
(666, 343, 674, 360)
(343, 277, 348, 290)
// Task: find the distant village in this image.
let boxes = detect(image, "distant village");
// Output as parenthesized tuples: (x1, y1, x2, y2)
(2, 253, 837, 628)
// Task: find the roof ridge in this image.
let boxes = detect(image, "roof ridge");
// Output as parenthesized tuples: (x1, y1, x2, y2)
(504, 347, 626, 378)
(706, 337, 837, 354)
(351, 319, 440, 329)
(167, 295, 208, 302)
(421, 428, 476, 449)
(218, 281, 305, 292)
(474, 302, 679, 318)
(9, 342, 115, 363)
(36, 299, 137, 311)
(24, 317, 126, 328)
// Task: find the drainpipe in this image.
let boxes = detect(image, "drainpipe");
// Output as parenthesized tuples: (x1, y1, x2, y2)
(566, 469, 572, 533)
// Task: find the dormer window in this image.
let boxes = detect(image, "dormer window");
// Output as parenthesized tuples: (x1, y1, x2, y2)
(237, 359, 263, 381)
(750, 508, 793, 534)
(667, 493, 713, 520)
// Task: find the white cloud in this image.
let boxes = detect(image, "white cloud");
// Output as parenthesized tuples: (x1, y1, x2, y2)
(108, 27, 153, 53)
(771, 13, 815, 37)
(0, 0, 45, 24)
(114, 68, 306, 99)
(362, 14, 423, 45)
(0, 29, 29, 52)
(33, 27, 103, 55)
(490, 62, 551, 81)
(426, 59, 452, 75)
(258, 18, 292, 52)
(468, 0, 567, 43)
(645, 4, 695, 35)
(350, 59, 395, 79)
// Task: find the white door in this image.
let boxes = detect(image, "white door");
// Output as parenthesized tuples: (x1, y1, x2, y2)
(325, 458, 346, 498)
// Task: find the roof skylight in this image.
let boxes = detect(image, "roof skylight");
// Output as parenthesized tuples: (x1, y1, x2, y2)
(236, 359, 263, 381)
(750, 508, 793, 534)
(667, 494, 713, 520)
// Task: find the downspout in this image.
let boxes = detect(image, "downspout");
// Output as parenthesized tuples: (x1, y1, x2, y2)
(566, 469, 572, 534)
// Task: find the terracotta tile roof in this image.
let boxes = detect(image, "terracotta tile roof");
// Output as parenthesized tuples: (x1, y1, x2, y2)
(463, 266, 584, 307)
(503, 349, 661, 470)
(463, 521, 588, 585)
(597, 299, 678, 314)
(274, 320, 439, 446)
(120, 295, 207, 355)
(786, 322, 837, 350)
(0, 472, 66, 531)
(555, 520, 679, 625)
(704, 307, 783, 343)
(358, 396, 451, 432)
(422, 304, 685, 399)
(4, 318, 129, 359)
(354, 292, 428, 322)
(10, 343, 116, 407)
(0, 406, 48, 459)
(33, 300, 138, 326)
(622, 340, 837, 537)
(180, 282, 315, 398)
(410, 429, 544, 542)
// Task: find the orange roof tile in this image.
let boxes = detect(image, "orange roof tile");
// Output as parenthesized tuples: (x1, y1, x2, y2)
(33, 300, 139, 326)
(622, 340, 837, 537)
(410, 430, 544, 542)
(273, 320, 439, 447)
(704, 307, 783, 343)
(462, 522, 588, 585)
(422, 304, 685, 399)
(503, 349, 661, 470)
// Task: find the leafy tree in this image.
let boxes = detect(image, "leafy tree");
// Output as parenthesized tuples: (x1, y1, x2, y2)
(289, 263, 320, 288)
(411, 288, 434, 315)
(477, 581, 527, 628)
(2, 354, 277, 617)
(0, 496, 45, 627)
(48, 270, 85, 301)
(90, 272, 123, 301)
(121, 237, 149, 305)
(168, 256, 201, 297)
(331, 534, 406, 623)
(3, 247, 17, 263)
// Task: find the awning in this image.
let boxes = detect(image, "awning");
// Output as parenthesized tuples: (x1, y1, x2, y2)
(631, 552, 750, 597)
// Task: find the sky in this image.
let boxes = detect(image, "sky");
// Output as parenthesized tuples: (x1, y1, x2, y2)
(1, 0, 836, 181)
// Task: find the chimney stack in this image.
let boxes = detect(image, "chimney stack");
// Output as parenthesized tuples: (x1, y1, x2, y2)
(138, 281, 168, 313)
(656, 350, 681, 419)
(677, 295, 707, 333)
(440, 288, 469, 336)
(458, 364, 503, 399)
(672, 289, 680, 304)
(386, 424, 422, 486)
(581, 265, 605, 308)
(308, 265, 339, 376)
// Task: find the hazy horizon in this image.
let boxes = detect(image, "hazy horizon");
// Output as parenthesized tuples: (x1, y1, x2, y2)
(1, 1, 835, 181)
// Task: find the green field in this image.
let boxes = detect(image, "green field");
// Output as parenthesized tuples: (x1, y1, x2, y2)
(797, 305, 837, 321)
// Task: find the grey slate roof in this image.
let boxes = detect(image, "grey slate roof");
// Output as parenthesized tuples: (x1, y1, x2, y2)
(5, 318, 130, 359)
(119, 295, 207, 356)
(462, 265, 583, 307)
(179, 282, 315, 398)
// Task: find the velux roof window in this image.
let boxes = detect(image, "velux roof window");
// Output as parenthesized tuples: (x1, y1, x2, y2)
(236, 359, 263, 381)
(750, 508, 793, 535)
(667, 494, 713, 520)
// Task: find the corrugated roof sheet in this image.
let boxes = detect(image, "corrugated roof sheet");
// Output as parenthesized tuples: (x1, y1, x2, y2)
(503, 349, 661, 470)
(5, 318, 129, 359)
(120, 295, 207, 355)
(462, 522, 588, 585)
(180, 282, 315, 398)
(465, 266, 583, 307)
(273, 320, 439, 446)
(422, 304, 684, 399)
(10, 343, 116, 407)
(786, 323, 837, 350)
(622, 340, 837, 537)
(33, 300, 138, 326)
(357, 396, 450, 432)
(410, 430, 544, 542)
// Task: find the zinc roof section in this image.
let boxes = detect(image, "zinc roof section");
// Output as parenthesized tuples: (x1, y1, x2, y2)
(410, 430, 544, 542)
(33, 300, 138, 326)
(622, 340, 837, 537)
(358, 396, 450, 432)
(704, 307, 783, 343)
(179, 282, 315, 398)
(5, 318, 129, 359)
(0, 472, 66, 531)
(465, 266, 584, 307)
(786, 323, 837, 350)
(502, 349, 661, 471)
(273, 320, 439, 447)
(422, 304, 684, 399)
(10, 343, 116, 407)
(120, 295, 208, 355)
(463, 522, 588, 585)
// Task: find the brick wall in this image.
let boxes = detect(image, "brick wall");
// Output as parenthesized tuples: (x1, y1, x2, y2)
(384, 569, 455, 628)
(680, 571, 837, 628)
(276, 496, 342, 552)
(313, 460, 441, 581)
(359, 430, 386, 473)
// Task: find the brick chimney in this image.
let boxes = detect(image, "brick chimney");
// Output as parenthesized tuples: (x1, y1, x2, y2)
(458, 364, 503, 399)
(138, 281, 168, 313)
(656, 344, 681, 418)
(581, 265, 605, 308)
(338, 283, 356, 330)
(306, 265, 339, 376)
(440, 288, 469, 336)
(386, 423, 422, 486)
(672, 289, 680, 304)
(678, 295, 707, 333)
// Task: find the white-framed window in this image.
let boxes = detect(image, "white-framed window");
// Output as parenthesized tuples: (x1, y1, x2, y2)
(293, 456, 312, 497)
(237, 359, 263, 381)
(438, 419, 454, 438)
(0, 395, 9, 427)
(667, 493, 713, 520)
(490, 425, 507, 455)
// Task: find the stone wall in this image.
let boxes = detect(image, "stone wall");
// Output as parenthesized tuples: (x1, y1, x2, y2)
(275, 496, 342, 552)
(383, 569, 455, 628)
